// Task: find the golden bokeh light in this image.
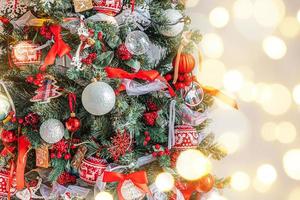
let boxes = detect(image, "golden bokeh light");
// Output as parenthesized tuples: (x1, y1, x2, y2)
(261, 122, 277, 142)
(297, 10, 300, 23)
(279, 17, 300, 38)
(283, 149, 300, 180)
(256, 164, 277, 185)
(275, 121, 297, 144)
(184, 0, 200, 8)
(260, 84, 291, 116)
(238, 81, 257, 102)
(288, 187, 300, 200)
(231, 171, 251, 191)
(232, 0, 253, 19)
(201, 33, 224, 58)
(198, 59, 226, 88)
(155, 172, 175, 192)
(209, 7, 230, 28)
(218, 131, 241, 154)
(262, 36, 287, 60)
(292, 84, 300, 105)
(253, 0, 286, 28)
(252, 176, 272, 193)
(95, 192, 114, 200)
(176, 149, 211, 181)
(223, 70, 245, 92)
(205, 192, 228, 200)
(254, 83, 272, 104)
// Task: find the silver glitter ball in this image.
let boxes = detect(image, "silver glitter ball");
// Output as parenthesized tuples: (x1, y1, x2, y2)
(40, 119, 65, 144)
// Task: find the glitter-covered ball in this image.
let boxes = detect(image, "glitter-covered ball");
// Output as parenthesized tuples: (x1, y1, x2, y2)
(40, 119, 65, 144)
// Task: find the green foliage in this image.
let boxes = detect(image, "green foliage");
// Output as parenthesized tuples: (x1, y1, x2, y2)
(198, 134, 228, 160)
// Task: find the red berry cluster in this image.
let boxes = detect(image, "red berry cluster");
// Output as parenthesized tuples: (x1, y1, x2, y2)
(26, 73, 45, 86)
(24, 112, 40, 127)
(40, 25, 53, 40)
(165, 73, 196, 90)
(116, 43, 132, 61)
(143, 100, 159, 127)
(1, 129, 17, 143)
(57, 171, 77, 186)
(143, 131, 151, 146)
(81, 53, 97, 65)
(51, 139, 75, 160)
(152, 144, 170, 157)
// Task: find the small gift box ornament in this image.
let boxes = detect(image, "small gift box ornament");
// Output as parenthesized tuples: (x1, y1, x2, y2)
(0, 168, 17, 196)
(11, 41, 41, 67)
(93, 0, 123, 16)
(173, 125, 199, 150)
(79, 157, 107, 185)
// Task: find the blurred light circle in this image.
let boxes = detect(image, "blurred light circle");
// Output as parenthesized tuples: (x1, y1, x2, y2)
(198, 59, 226, 88)
(261, 122, 277, 142)
(292, 84, 300, 104)
(252, 176, 272, 193)
(283, 149, 300, 180)
(201, 33, 224, 58)
(185, 0, 200, 8)
(233, 0, 253, 19)
(176, 149, 211, 181)
(262, 36, 287, 60)
(253, 0, 286, 28)
(218, 131, 240, 154)
(276, 121, 297, 144)
(95, 192, 113, 200)
(155, 172, 175, 192)
(279, 17, 300, 38)
(231, 171, 251, 191)
(288, 187, 300, 200)
(260, 84, 291, 115)
(297, 10, 300, 23)
(256, 164, 277, 185)
(238, 81, 257, 102)
(209, 7, 230, 28)
(202, 190, 227, 200)
(223, 70, 245, 92)
(254, 83, 272, 104)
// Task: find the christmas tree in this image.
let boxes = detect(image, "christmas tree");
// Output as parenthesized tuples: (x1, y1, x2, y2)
(0, 0, 236, 199)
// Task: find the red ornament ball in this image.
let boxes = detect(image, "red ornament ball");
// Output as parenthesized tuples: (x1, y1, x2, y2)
(65, 117, 81, 132)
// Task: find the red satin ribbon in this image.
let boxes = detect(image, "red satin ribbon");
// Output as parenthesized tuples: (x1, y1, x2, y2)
(16, 136, 30, 190)
(102, 171, 150, 200)
(0, 16, 10, 24)
(130, 0, 135, 12)
(40, 25, 72, 71)
(68, 93, 77, 114)
(105, 67, 176, 97)
(7, 160, 15, 200)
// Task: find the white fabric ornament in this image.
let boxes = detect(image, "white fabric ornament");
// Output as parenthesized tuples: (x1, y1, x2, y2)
(121, 180, 145, 200)
(159, 9, 184, 37)
(82, 82, 116, 116)
(122, 79, 167, 96)
(147, 184, 167, 200)
(125, 31, 150, 55)
(40, 119, 65, 144)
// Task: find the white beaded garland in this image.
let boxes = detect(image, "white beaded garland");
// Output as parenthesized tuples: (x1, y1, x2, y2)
(39, 119, 65, 144)
(82, 82, 116, 116)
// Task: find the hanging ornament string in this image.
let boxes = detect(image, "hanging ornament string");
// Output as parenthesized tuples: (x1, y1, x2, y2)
(68, 93, 77, 117)
(168, 100, 176, 149)
(0, 81, 16, 117)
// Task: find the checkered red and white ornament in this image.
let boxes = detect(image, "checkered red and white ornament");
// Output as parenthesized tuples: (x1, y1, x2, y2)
(0, 168, 16, 197)
(79, 157, 107, 185)
(173, 125, 199, 149)
(93, 0, 122, 16)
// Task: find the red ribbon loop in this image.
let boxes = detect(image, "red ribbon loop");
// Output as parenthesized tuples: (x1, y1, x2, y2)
(16, 136, 30, 190)
(105, 67, 176, 97)
(102, 171, 150, 200)
(68, 93, 77, 114)
(40, 25, 72, 71)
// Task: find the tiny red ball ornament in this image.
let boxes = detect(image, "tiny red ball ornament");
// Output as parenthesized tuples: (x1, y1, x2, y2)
(65, 117, 81, 132)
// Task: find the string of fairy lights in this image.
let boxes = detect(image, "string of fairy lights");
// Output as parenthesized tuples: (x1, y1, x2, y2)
(184, 0, 300, 199)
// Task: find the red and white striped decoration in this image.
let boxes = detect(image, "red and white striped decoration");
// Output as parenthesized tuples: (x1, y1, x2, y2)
(173, 125, 199, 150)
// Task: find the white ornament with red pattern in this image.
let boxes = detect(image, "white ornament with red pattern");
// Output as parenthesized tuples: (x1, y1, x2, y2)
(0, 168, 16, 196)
(93, 0, 123, 16)
(79, 157, 107, 185)
(11, 41, 41, 67)
(173, 125, 199, 149)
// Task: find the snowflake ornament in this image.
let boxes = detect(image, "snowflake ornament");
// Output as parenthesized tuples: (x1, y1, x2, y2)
(0, 0, 28, 19)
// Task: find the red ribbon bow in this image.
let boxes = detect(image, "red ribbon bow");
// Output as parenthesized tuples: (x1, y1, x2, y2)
(102, 171, 150, 200)
(40, 25, 72, 71)
(105, 67, 176, 97)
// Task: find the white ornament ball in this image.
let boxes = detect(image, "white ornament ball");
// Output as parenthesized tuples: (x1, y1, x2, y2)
(0, 94, 11, 121)
(125, 31, 150, 55)
(159, 9, 184, 37)
(40, 119, 65, 144)
(82, 82, 116, 116)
